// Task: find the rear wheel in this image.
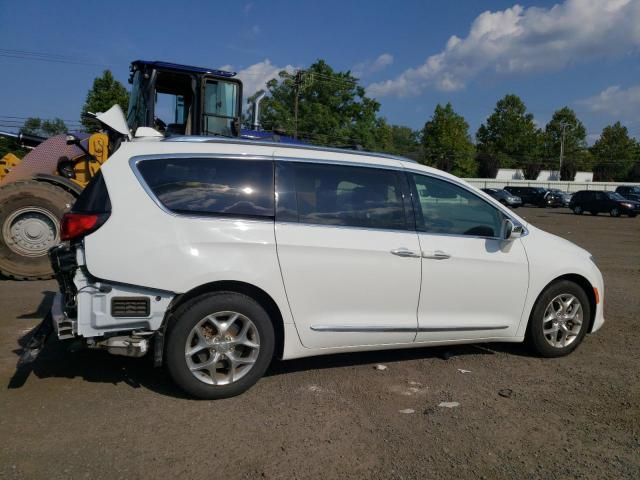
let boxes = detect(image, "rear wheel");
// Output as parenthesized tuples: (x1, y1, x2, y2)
(526, 280, 590, 357)
(165, 291, 275, 399)
(610, 207, 621, 217)
(0, 181, 75, 280)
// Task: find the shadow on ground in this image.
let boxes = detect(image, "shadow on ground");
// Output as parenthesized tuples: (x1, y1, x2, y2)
(7, 322, 531, 400)
(17, 291, 56, 319)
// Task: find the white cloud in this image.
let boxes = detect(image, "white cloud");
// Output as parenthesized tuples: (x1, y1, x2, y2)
(243, 2, 253, 15)
(224, 59, 295, 100)
(352, 53, 394, 78)
(577, 84, 640, 118)
(368, 0, 640, 97)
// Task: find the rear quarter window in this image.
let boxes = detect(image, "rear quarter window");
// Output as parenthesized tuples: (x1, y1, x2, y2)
(136, 157, 274, 218)
(72, 170, 111, 213)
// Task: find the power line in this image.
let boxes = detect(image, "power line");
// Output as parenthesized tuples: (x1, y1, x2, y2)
(0, 49, 111, 68)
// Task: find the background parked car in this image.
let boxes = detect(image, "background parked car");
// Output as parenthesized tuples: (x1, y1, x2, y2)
(547, 188, 573, 207)
(481, 188, 522, 208)
(504, 186, 563, 207)
(615, 185, 640, 202)
(569, 190, 640, 217)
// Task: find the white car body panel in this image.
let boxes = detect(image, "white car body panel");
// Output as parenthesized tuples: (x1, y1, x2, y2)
(73, 140, 603, 362)
(274, 222, 421, 349)
(515, 225, 605, 336)
(82, 142, 297, 331)
(414, 233, 529, 342)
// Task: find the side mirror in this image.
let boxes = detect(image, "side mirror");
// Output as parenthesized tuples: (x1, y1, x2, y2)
(65, 134, 81, 146)
(502, 219, 524, 240)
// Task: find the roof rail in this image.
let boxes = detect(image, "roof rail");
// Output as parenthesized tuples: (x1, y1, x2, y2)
(163, 135, 417, 163)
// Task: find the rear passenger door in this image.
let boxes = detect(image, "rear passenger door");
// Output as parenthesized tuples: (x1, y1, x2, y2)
(274, 160, 421, 349)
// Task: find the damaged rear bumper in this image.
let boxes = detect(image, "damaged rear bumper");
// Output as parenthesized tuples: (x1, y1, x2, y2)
(48, 243, 175, 360)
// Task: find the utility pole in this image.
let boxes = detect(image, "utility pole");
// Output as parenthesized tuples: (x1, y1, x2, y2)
(558, 122, 571, 180)
(293, 70, 304, 139)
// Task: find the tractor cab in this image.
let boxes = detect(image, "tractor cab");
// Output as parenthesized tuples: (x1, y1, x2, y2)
(127, 60, 243, 138)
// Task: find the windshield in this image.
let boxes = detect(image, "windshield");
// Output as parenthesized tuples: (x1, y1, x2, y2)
(606, 192, 626, 201)
(127, 71, 148, 133)
(202, 79, 239, 137)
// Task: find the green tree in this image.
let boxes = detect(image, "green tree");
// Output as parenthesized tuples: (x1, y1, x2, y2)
(590, 122, 638, 181)
(544, 107, 588, 180)
(374, 119, 421, 160)
(0, 137, 27, 160)
(422, 103, 476, 177)
(476, 94, 540, 176)
(259, 60, 380, 148)
(20, 117, 67, 137)
(81, 70, 129, 131)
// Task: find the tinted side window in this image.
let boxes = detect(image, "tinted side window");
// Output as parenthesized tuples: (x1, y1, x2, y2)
(276, 162, 409, 230)
(411, 174, 504, 237)
(137, 158, 274, 218)
(576, 192, 591, 202)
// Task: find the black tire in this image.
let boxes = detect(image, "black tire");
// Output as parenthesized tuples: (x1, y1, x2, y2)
(629, 213, 637, 218)
(609, 207, 621, 217)
(165, 291, 275, 399)
(590, 211, 598, 216)
(573, 205, 583, 215)
(526, 280, 591, 358)
(0, 180, 75, 280)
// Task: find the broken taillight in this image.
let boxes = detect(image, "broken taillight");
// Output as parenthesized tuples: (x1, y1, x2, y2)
(60, 213, 108, 241)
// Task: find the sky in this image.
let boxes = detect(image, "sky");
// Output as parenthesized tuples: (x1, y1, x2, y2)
(1, 0, 639, 143)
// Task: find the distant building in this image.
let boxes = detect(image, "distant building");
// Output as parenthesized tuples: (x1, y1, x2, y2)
(574, 171, 594, 182)
(494, 169, 594, 182)
(495, 169, 524, 180)
(536, 170, 558, 181)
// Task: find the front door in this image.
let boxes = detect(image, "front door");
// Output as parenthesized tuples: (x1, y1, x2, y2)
(274, 160, 421, 349)
(408, 172, 529, 343)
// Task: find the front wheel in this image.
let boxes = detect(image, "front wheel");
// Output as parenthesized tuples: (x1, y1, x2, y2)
(610, 207, 621, 217)
(573, 205, 583, 215)
(165, 291, 275, 399)
(526, 280, 590, 357)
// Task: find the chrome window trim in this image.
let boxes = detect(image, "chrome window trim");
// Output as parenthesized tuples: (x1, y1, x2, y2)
(275, 221, 415, 235)
(310, 325, 509, 333)
(274, 155, 403, 170)
(403, 167, 529, 240)
(129, 154, 275, 222)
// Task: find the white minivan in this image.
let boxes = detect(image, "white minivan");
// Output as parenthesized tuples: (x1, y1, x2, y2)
(45, 137, 604, 399)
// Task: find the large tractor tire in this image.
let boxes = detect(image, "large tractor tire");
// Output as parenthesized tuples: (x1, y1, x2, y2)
(0, 180, 76, 280)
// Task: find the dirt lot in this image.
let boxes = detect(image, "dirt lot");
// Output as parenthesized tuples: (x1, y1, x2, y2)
(0, 207, 638, 479)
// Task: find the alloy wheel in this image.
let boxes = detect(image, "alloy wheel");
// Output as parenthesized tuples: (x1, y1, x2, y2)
(542, 294, 584, 348)
(184, 311, 260, 385)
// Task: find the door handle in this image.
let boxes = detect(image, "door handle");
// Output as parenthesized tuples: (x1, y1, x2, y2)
(390, 248, 420, 258)
(422, 250, 451, 260)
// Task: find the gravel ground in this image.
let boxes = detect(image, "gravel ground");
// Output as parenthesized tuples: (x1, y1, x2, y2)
(0, 207, 638, 479)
